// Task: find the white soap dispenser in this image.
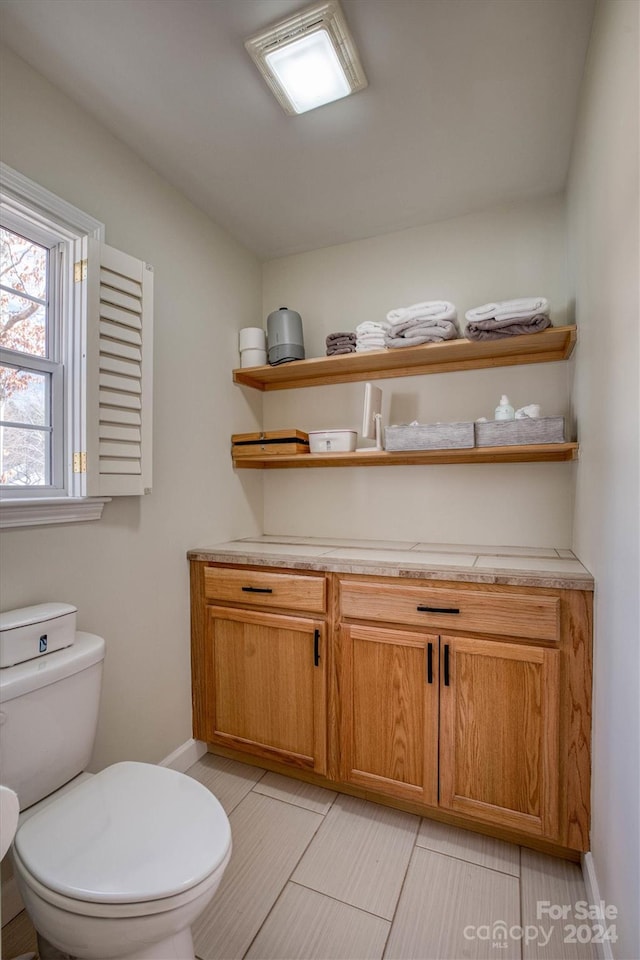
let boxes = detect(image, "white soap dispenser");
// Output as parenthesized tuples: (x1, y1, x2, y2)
(495, 395, 515, 421)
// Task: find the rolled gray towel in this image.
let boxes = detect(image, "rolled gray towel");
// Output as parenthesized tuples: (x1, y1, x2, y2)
(385, 319, 460, 348)
(326, 344, 357, 356)
(465, 314, 552, 341)
(326, 331, 356, 345)
(390, 315, 460, 338)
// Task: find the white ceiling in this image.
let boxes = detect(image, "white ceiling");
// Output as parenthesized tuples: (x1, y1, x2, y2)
(0, 0, 595, 260)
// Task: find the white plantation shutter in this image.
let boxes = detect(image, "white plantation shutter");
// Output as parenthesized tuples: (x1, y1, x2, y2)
(81, 238, 153, 496)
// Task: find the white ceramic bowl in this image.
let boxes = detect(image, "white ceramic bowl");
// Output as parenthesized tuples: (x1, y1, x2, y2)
(308, 430, 357, 454)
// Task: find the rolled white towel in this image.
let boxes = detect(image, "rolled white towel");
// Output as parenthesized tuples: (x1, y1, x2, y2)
(356, 329, 387, 339)
(386, 300, 457, 325)
(356, 343, 387, 352)
(356, 320, 390, 335)
(465, 298, 549, 322)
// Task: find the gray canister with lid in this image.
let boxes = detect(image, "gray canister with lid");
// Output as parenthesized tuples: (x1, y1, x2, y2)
(267, 307, 305, 365)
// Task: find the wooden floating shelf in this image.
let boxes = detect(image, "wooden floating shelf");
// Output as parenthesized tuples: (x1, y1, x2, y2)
(233, 326, 577, 391)
(232, 443, 579, 469)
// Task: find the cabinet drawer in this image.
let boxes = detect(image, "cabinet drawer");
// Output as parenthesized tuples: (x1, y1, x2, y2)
(339, 580, 559, 642)
(204, 566, 326, 613)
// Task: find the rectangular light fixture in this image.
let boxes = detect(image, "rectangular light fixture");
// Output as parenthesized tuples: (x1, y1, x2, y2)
(245, 0, 367, 116)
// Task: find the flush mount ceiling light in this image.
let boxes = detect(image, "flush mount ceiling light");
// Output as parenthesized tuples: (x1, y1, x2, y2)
(245, 0, 368, 116)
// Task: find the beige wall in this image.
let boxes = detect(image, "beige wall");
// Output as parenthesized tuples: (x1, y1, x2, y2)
(567, 1, 640, 955)
(262, 196, 575, 546)
(0, 46, 264, 769)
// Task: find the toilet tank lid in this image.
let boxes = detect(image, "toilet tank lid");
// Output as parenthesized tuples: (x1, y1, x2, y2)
(0, 632, 104, 703)
(0, 602, 77, 633)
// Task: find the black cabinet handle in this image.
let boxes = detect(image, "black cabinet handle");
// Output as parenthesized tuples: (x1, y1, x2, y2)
(314, 629, 320, 667)
(427, 642, 433, 684)
(417, 605, 460, 615)
(444, 644, 450, 686)
(241, 586, 273, 594)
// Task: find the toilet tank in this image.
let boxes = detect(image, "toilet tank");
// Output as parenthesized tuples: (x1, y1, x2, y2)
(0, 602, 77, 667)
(0, 608, 105, 811)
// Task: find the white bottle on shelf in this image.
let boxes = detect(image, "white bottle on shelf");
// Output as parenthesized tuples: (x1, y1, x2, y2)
(495, 395, 515, 420)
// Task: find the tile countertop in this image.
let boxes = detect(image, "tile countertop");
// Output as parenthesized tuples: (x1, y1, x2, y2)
(187, 536, 594, 591)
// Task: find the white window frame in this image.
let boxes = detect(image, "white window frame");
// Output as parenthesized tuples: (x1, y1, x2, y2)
(1, 214, 65, 494)
(0, 163, 109, 528)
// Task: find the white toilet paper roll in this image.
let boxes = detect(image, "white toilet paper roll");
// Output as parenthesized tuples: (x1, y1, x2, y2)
(239, 327, 267, 351)
(240, 348, 267, 368)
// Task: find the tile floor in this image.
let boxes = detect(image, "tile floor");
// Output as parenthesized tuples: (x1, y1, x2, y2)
(2, 754, 598, 960)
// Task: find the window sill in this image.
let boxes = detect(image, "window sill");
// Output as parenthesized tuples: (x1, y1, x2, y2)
(0, 497, 111, 529)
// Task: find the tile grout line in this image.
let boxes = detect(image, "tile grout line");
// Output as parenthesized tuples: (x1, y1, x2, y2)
(379, 818, 422, 958)
(414, 837, 521, 880)
(240, 789, 334, 960)
(186, 757, 269, 817)
(250, 783, 338, 817)
(241, 880, 290, 959)
(287, 879, 394, 925)
(380, 840, 525, 959)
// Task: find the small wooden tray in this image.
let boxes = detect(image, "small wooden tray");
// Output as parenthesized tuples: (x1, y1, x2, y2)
(232, 429, 309, 457)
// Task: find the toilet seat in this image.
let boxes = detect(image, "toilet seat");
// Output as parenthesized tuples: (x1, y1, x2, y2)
(14, 762, 231, 905)
(12, 839, 232, 960)
(12, 843, 231, 919)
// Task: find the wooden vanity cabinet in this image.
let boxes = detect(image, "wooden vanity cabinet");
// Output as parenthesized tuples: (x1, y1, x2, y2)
(438, 634, 560, 839)
(338, 623, 439, 805)
(336, 576, 591, 852)
(191, 561, 592, 855)
(205, 606, 327, 773)
(191, 562, 328, 774)
(337, 621, 560, 840)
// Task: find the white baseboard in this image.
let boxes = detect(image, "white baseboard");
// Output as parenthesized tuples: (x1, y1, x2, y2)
(582, 852, 615, 960)
(159, 738, 207, 773)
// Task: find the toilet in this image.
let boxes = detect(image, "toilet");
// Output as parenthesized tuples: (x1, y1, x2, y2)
(0, 604, 232, 960)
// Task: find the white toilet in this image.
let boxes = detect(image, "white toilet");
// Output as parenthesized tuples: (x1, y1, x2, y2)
(0, 604, 232, 960)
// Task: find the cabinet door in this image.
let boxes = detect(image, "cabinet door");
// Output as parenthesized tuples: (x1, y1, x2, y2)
(439, 635, 559, 838)
(205, 606, 326, 773)
(339, 624, 439, 805)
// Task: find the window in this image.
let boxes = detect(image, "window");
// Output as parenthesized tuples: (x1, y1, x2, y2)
(1, 222, 64, 491)
(0, 164, 153, 528)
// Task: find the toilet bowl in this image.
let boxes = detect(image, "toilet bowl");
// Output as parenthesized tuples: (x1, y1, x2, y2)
(12, 762, 232, 960)
(0, 607, 232, 960)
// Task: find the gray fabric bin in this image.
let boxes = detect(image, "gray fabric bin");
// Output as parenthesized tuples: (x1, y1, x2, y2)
(385, 422, 475, 451)
(474, 417, 565, 447)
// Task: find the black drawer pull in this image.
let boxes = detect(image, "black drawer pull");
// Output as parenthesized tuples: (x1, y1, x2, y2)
(444, 644, 450, 686)
(427, 642, 433, 684)
(314, 629, 320, 667)
(241, 586, 273, 594)
(416, 605, 460, 615)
